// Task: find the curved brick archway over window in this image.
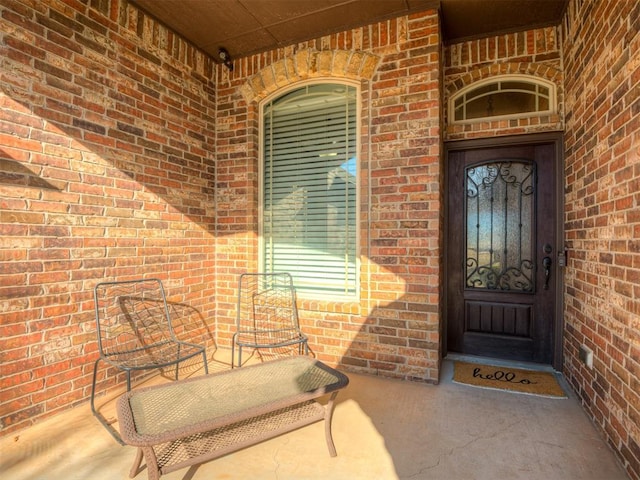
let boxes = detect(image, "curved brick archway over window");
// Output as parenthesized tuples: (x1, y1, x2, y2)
(240, 49, 381, 104)
(444, 62, 564, 139)
(447, 62, 562, 97)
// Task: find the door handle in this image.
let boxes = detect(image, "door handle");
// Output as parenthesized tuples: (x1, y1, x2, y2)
(542, 256, 552, 290)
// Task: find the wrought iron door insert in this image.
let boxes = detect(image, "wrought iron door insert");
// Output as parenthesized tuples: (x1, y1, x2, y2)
(465, 161, 535, 292)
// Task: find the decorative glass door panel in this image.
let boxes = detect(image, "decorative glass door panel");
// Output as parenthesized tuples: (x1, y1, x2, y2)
(446, 141, 559, 365)
(465, 161, 535, 292)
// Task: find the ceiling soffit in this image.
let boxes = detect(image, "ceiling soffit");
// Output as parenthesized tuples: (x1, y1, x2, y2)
(130, 0, 567, 63)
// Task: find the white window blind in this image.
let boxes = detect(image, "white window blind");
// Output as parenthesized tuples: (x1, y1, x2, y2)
(262, 84, 358, 296)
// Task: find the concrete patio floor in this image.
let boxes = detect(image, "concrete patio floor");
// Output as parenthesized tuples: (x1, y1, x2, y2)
(1, 352, 628, 480)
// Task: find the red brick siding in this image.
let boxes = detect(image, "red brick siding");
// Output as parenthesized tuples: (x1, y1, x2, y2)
(8, 5, 637, 476)
(213, 11, 443, 382)
(0, 2, 443, 437)
(562, 0, 640, 478)
(0, 0, 217, 434)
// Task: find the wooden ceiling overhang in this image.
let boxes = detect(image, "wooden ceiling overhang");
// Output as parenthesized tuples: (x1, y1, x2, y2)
(131, 0, 568, 64)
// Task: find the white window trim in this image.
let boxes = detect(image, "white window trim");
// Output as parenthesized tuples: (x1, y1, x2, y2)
(449, 74, 557, 125)
(258, 79, 361, 301)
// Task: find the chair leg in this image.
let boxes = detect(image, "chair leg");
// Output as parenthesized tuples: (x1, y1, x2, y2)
(90, 357, 102, 416)
(175, 344, 182, 380)
(231, 333, 237, 368)
(201, 350, 209, 374)
(91, 357, 125, 445)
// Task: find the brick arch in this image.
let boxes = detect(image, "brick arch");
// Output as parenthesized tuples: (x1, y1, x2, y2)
(446, 62, 562, 99)
(240, 49, 380, 104)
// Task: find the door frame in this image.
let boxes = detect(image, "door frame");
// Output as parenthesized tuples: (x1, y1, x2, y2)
(443, 132, 565, 371)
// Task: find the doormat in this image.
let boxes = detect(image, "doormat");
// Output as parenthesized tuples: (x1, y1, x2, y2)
(453, 361, 567, 398)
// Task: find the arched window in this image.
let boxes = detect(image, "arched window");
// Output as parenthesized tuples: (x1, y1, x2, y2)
(450, 75, 556, 123)
(261, 82, 359, 298)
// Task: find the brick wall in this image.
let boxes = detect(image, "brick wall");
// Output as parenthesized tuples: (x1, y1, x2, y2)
(562, 0, 640, 478)
(213, 10, 443, 382)
(2, 2, 639, 474)
(0, 0, 217, 434)
(444, 26, 563, 140)
(0, 1, 443, 436)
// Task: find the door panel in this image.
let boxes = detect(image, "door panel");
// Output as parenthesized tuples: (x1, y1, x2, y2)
(446, 142, 557, 364)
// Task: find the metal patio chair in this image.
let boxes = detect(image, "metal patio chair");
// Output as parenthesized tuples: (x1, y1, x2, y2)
(90, 278, 208, 437)
(232, 272, 309, 368)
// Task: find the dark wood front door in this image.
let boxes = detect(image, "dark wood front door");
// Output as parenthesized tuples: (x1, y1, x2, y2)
(446, 137, 560, 365)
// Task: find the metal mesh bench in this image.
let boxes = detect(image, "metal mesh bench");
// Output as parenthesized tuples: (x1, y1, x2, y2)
(116, 356, 349, 480)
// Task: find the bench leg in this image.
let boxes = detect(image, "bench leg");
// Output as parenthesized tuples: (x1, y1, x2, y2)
(128, 446, 161, 480)
(324, 391, 339, 457)
(143, 446, 161, 480)
(129, 448, 144, 478)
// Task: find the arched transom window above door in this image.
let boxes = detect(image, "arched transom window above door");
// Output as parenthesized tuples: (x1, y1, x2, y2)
(449, 75, 557, 123)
